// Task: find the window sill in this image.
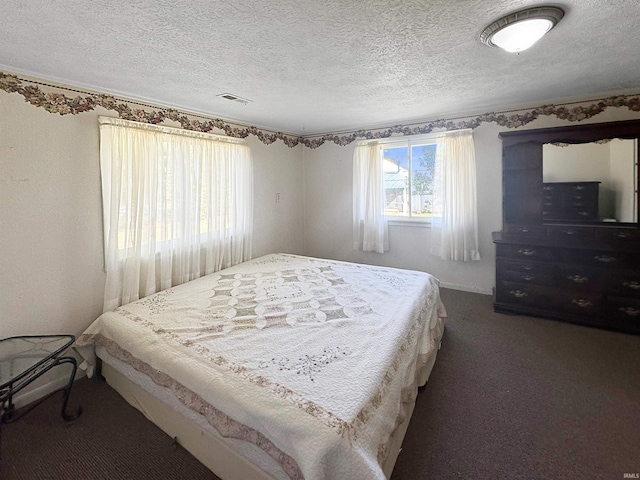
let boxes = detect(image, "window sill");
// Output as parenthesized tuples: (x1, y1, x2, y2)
(387, 218, 432, 228)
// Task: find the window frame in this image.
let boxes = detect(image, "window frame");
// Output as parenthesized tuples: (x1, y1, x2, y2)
(375, 132, 442, 226)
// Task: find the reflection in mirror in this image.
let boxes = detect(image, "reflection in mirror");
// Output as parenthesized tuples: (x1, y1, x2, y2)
(543, 139, 638, 223)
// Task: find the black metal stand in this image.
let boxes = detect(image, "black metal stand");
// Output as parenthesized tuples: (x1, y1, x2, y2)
(1, 350, 82, 460)
(1, 355, 82, 424)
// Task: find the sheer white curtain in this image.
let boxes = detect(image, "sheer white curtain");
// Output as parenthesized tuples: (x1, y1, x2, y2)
(100, 117, 253, 311)
(430, 130, 481, 261)
(352, 143, 389, 253)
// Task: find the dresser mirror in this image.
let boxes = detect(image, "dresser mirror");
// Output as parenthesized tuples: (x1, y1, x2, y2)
(500, 119, 640, 228)
(543, 139, 638, 223)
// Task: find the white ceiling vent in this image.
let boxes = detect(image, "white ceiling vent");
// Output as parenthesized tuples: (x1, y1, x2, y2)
(217, 93, 252, 105)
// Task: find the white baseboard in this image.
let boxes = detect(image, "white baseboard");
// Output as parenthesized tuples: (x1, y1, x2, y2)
(440, 282, 493, 296)
(12, 369, 86, 409)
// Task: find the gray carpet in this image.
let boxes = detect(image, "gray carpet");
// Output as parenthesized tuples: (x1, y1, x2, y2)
(2, 288, 639, 479)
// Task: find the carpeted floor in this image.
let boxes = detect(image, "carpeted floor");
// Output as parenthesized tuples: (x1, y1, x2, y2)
(2, 288, 639, 479)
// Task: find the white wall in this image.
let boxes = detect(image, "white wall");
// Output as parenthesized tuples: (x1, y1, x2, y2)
(249, 136, 306, 258)
(609, 138, 637, 222)
(302, 110, 640, 295)
(543, 142, 610, 183)
(302, 123, 502, 294)
(1, 93, 106, 339)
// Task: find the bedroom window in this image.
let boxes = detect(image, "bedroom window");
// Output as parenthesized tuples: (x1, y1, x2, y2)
(353, 130, 480, 261)
(383, 141, 437, 220)
(99, 116, 253, 311)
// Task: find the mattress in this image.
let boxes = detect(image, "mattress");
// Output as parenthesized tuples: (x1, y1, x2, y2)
(76, 253, 446, 479)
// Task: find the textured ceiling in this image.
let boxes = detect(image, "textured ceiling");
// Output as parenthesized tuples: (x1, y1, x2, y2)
(2, 0, 640, 135)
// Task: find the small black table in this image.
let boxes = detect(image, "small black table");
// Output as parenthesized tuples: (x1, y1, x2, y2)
(0, 335, 82, 424)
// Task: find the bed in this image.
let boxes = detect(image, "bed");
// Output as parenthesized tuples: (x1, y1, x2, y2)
(75, 253, 446, 479)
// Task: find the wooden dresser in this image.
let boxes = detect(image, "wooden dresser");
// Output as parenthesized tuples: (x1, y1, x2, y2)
(494, 227, 640, 334)
(494, 120, 640, 334)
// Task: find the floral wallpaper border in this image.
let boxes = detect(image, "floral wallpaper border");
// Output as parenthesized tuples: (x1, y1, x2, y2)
(2, 71, 640, 149)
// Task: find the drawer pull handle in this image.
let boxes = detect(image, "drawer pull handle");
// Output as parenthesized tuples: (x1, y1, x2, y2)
(509, 290, 528, 298)
(521, 274, 535, 281)
(517, 227, 530, 233)
(542, 211, 550, 215)
(518, 249, 536, 256)
(562, 230, 577, 235)
(593, 255, 616, 263)
(573, 186, 585, 191)
(543, 186, 554, 191)
(522, 264, 534, 271)
(573, 195, 584, 200)
(568, 275, 588, 283)
(578, 211, 590, 216)
(616, 232, 632, 238)
(618, 307, 640, 317)
(543, 202, 553, 206)
(623, 281, 640, 290)
(572, 299, 593, 308)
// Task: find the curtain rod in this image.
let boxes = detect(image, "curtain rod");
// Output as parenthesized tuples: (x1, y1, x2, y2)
(355, 128, 473, 146)
(99, 116, 247, 144)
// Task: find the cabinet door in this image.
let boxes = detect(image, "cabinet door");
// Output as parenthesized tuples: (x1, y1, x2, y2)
(503, 142, 542, 226)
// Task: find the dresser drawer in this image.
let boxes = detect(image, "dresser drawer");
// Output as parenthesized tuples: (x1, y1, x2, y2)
(545, 209, 598, 221)
(608, 271, 640, 298)
(606, 296, 640, 325)
(557, 265, 603, 292)
(542, 207, 598, 221)
(547, 226, 595, 239)
(497, 259, 555, 287)
(496, 244, 557, 262)
(496, 281, 555, 307)
(504, 224, 547, 236)
(554, 291, 603, 317)
(541, 197, 597, 209)
(500, 269, 555, 286)
(542, 182, 598, 194)
(565, 250, 634, 268)
(497, 280, 602, 317)
(498, 259, 554, 274)
(596, 227, 640, 245)
(566, 198, 597, 208)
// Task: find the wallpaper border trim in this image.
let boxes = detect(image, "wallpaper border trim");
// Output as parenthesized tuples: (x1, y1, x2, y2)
(2, 71, 640, 149)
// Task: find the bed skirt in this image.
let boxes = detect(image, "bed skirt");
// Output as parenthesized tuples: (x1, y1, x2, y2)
(96, 322, 443, 480)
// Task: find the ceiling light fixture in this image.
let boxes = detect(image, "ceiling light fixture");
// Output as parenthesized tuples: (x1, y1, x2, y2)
(480, 6, 564, 53)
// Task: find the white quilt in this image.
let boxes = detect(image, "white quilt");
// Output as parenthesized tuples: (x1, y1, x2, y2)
(76, 254, 446, 479)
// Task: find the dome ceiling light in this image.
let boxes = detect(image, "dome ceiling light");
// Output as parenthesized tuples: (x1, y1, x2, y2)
(480, 6, 564, 53)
